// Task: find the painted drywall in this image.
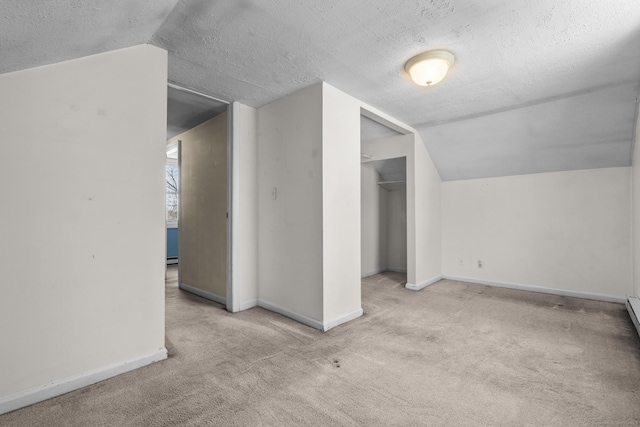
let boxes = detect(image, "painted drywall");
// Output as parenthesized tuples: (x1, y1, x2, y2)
(633, 105, 640, 298)
(361, 163, 388, 276)
(255, 82, 438, 329)
(360, 165, 407, 276)
(361, 133, 442, 288)
(442, 168, 632, 300)
(419, 83, 639, 181)
(257, 83, 324, 323)
(231, 102, 259, 311)
(257, 83, 363, 329)
(172, 113, 228, 300)
(413, 133, 442, 284)
(321, 83, 362, 327)
(387, 188, 407, 272)
(0, 45, 167, 404)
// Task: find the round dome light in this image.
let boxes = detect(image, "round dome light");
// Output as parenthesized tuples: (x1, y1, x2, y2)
(405, 50, 455, 87)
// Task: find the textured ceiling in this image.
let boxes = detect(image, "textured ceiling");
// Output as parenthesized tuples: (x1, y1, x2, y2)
(2, 0, 639, 180)
(421, 82, 640, 180)
(167, 86, 227, 139)
(0, 0, 179, 74)
(361, 116, 403, 142)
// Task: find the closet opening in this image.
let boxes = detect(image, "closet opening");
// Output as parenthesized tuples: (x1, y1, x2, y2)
(360, 115, 408, 284)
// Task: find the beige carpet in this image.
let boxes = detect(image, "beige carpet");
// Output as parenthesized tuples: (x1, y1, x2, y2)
(2, 267, 640, 426)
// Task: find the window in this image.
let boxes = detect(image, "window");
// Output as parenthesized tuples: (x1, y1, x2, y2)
(166, 158, 179, 227)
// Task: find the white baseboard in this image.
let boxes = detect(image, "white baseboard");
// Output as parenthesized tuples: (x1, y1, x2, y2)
(237, 299, 258, 312)
(362, 268, 408, 278)
(258, 299, 324, 331)
(257, 300, 363, 332)
(0, 348, 167, 415)
(626, 296, 640, 338)
(179, 282, 227, 306)
(323, 308, 364, 332)
(406, 275, 443, 291)
(361, 268, 387, 278)
(442, 274, 626, 304)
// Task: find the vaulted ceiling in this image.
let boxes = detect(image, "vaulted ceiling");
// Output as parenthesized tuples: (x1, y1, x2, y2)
(2, 0, 639, 180)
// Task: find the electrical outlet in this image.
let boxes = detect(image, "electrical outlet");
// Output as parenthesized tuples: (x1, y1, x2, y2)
(271, 187, 277, 200)
(458, 258, 464, 267)
(477, 260, 483, 268)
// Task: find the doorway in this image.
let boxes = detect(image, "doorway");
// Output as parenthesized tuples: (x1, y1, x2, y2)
(166, 83, 231, 308)
(361, 157, 407, 277)
(165, 142, 179, 266)
(360, 114, 408, 279)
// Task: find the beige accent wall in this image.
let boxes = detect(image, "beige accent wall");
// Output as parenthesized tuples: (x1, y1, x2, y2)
(171, 113, 228, 299)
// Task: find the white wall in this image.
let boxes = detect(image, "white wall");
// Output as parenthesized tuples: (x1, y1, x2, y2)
(360, 168, 407, 276)
(633, 106, 640, 298)
(414, 133, 442, 285)
(387, 188, 407, 272)
(231, 102, 259, 311)
(257, 83, 324, 323)
(257, 83, 363, 330)
(361, 163, 388, 276)
(321, 83, 362, 328)
(442, 168, 632, 301)
(0, 45, 167, 412)
(255, 83, 441, 330)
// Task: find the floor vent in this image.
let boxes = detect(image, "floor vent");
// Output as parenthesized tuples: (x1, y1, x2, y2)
(627, 296, 640, 338)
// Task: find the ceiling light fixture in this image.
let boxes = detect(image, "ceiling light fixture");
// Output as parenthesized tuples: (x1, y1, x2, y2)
(405, 50, 455, 87)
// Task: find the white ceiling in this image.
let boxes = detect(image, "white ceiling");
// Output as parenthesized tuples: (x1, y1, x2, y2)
(0, 1, 179, 74)
(167, 86, 228, 139)
(361, 116, 403, 142)
(2, 1, 639, 180)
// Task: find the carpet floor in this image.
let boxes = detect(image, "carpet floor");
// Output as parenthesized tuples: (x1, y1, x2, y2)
(2, 267, 639, 426)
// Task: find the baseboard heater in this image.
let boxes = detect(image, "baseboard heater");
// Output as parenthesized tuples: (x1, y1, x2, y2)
(627, 296, 640, 338)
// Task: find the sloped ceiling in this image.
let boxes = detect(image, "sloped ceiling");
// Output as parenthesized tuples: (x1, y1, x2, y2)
(2, 0, 639, 180)
(167, 86, 227, 139)
(0, 1, 179, 73)
(421, 82, 640, 180)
